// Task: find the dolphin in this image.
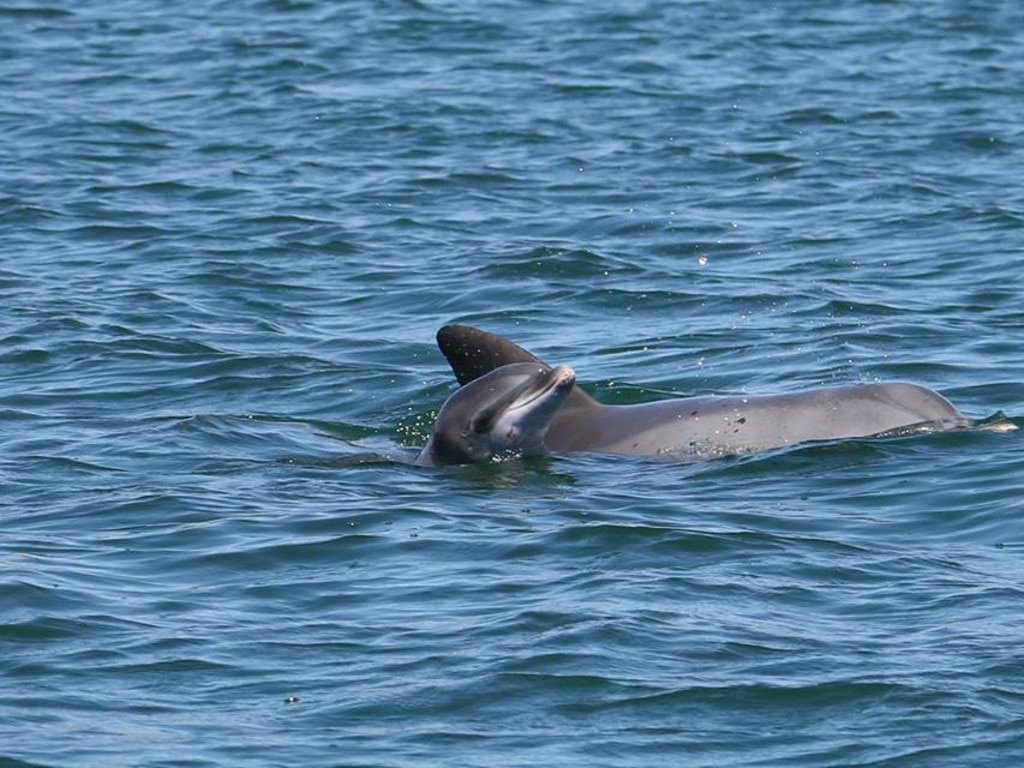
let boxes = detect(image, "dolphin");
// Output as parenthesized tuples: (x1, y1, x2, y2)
(419, 324, 977, 464)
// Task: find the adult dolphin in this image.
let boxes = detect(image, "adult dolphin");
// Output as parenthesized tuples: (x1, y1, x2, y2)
(421, 324, 977, 464)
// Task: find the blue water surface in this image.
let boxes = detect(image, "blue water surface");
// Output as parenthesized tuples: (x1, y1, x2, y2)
(3, 1, 1024, 766)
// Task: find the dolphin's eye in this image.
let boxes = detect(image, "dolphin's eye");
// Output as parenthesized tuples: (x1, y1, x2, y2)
(470, 408, 497, 435)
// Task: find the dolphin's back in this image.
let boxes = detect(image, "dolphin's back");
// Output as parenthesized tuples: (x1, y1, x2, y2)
(548, 382, 968, 458)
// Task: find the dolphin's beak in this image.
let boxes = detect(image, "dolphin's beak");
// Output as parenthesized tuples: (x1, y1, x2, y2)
(471, 365, 575, 436)
(521, 364, 575, 405)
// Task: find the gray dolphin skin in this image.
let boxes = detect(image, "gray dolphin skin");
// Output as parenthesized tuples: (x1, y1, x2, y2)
(422, 324, 973, 464)
(416, 362, 576, 466)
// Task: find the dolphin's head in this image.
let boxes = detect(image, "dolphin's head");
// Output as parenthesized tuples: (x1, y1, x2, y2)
(416, 362, 576, 466)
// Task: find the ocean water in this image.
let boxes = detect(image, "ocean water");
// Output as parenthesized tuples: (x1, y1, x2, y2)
(3, 1, 1024, 766)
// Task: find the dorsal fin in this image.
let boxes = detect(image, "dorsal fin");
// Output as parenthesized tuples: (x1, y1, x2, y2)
(437, 324, 542, 384)
(436, 324, 598, 409)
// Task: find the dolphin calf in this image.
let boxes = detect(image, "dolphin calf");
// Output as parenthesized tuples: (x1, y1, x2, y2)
(419, 324, 977, 464)
(416, 362, 575, 466)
